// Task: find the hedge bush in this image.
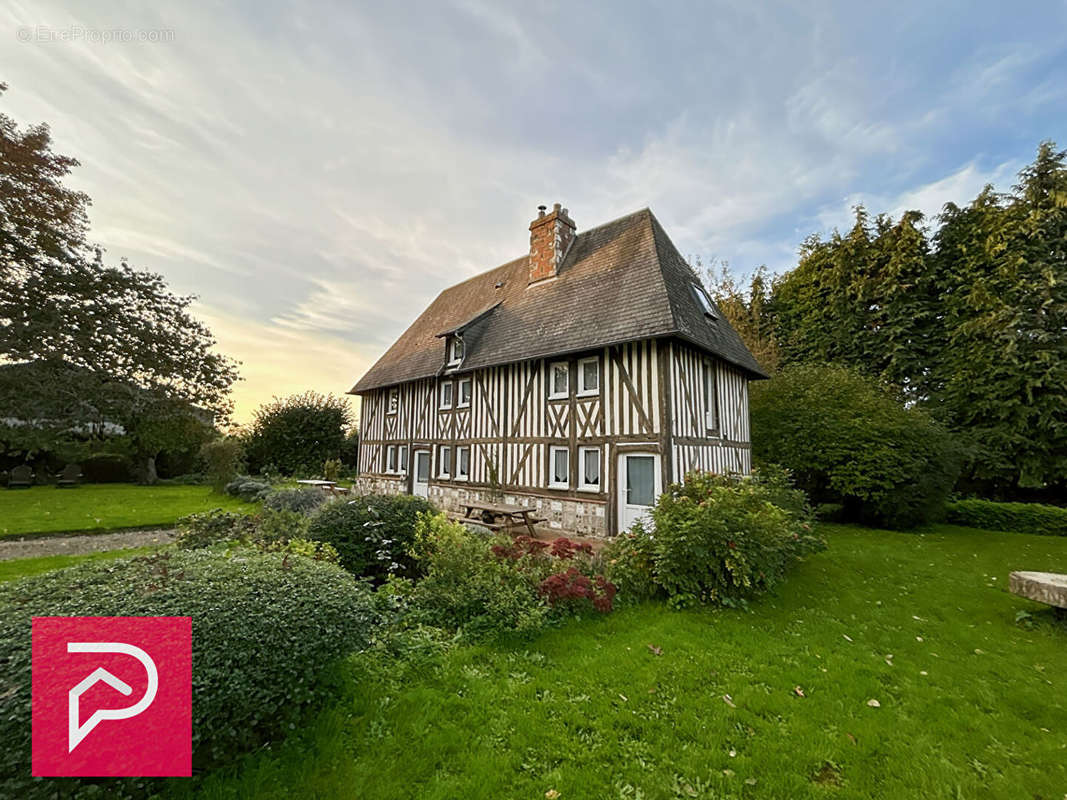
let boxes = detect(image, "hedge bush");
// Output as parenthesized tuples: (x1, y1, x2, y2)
(224, 474, 274, 502)
(751, 364, 963, 529)
(262, 487, 330, 515)
(605, 468, 825, 607)
(390, 514, 615, 641)
(945, 498, 1067, 536)
(307, 494, 435, 580)
(0, 550, 376, 798)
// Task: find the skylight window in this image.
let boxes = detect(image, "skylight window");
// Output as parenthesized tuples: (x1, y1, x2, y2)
(690, 283, 718, 319)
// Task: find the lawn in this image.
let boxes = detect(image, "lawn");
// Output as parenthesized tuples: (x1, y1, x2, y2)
(184, 523, 1067, 800)
(0, 547, 155, 582)
(0, 484, 254, 538)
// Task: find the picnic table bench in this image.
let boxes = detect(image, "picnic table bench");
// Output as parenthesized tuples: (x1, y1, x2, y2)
(296, 479, 350, 497)
(448, 500, 544, 536)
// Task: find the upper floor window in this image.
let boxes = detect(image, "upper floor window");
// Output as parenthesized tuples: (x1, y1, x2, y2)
(577, 356, 599, 396)
(457, 377, 472, 408)
(387, 388, 399, 415)
(439, 381, 454, 410)
(691, 283, 718, 319)
(548, 361, 569, 400)
(703, 362, 719, 431)
(448, 337, 464, 365)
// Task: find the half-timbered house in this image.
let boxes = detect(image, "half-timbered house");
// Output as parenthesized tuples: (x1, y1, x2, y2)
(349, 204, 767, 537)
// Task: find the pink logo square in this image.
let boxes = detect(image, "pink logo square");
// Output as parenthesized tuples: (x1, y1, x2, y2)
(32, 616, 192, 777)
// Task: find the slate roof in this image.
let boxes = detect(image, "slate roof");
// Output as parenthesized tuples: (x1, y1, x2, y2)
(349, 208, 767, 394)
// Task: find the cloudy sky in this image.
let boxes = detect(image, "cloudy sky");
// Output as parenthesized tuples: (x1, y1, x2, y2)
(4, 1, 1065, 423)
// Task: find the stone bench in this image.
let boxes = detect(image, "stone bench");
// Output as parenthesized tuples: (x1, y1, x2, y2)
(1009, 571, 1067, 610)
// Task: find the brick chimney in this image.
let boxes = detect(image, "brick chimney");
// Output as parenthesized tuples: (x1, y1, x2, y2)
(528, 203, 576, 285)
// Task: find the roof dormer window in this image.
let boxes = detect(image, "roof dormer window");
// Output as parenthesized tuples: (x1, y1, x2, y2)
(690, 283, 718, 320)
(448, 336, 464, 365)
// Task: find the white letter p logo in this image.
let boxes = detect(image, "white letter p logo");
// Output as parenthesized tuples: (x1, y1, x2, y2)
(67, 642, 159, 752)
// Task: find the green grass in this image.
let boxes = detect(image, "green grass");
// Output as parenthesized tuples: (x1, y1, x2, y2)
(0, 547, 156, 582)
(183, 523, 1067, 800)
(0, 484, 255, 538)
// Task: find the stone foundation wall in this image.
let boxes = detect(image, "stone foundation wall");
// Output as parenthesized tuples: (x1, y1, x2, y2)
(353, 474, 407, 496)
(429, 484, 608, 538)
(352, 475, 609, 538)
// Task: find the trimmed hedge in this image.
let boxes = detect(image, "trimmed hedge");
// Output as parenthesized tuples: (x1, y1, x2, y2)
(0, 550, 376, 797)
(945, 498, 1067, 537)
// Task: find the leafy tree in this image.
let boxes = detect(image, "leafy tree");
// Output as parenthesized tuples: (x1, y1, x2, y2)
(244, 391, 353, 476)
(0, 84, 238, 481)
(703, 262, 780, 374)
(750, 365, 962, 529)
(765, 142, 1067, 497)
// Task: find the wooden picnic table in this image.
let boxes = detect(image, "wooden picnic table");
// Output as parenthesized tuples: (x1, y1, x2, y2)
(296, 479, 349, 497)
(453, 499, 543, 536)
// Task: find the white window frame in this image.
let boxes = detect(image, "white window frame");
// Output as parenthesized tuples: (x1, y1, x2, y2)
(448, 336, 464, 365)
(386, 445, 397, 474)
(578, 445, 602, 492)
(439, 381, 454, 410)
(398, 445, 408, 474)
(457, 377, 472, 408)
(456, 445, 470, 481)
(691, 283, 718, 319)
(437, 445, 451, 478)
(386, 388, 399, 415)
(704, 361, 719, 431)
(577, 356, 600, 397)
(548, 361, 569, 400)
(548, 445, 570, 489)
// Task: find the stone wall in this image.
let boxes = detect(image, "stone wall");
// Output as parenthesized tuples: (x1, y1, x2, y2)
(353, 475, 609, 538)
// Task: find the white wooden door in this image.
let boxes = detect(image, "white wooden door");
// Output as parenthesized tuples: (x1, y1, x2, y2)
(412, 450, 430, 498)
(617, 452, 661, 531)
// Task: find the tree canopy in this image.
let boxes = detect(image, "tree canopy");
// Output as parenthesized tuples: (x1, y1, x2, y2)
(708, 141, 1067, 498)
(0, 83, 238, 480)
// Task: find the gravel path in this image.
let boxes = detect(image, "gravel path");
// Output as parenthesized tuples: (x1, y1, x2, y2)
(0, 528, 175, 561)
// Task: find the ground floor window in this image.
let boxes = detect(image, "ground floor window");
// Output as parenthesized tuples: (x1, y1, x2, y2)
(578, 446, 601, 491)
(386, 445, 397, 473)
(456, 446, 470, 480)
(437, 445, 451, 478)
(549, 445, 570, 488)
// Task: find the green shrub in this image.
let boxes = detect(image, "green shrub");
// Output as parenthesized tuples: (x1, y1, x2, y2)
(244, 391, 352, 476)
(262, 486, 330, 515)
(323, 458, 342, 482)
(602, 521, 660, 603)
(307, 494, 435, 580)
(0, 550, 376, 797)
(751, 364, 963, 529)
(175, 508, 255, 549)
(225, 474, 273, 502)
(199, 437, 244, 491)
(402, 513, 549, 640)
(945, 498, 1067, 536)
(611, 469, 825, 608)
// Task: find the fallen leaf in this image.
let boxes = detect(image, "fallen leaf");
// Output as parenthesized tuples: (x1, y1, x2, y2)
(793, 686, 806, 697)
(867, 698, 881, 708)
(729, 749, 737, 757)
(846, 732, 857, 745)
(545, 791, 560, 799)
(618, 694, 628, 702)
(723, 694, 737, 708)
(647, 644, 662, 656)
(722, 769, 735, 777)
(744, 778, 757, 786)
(843, 634, 853, 642)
